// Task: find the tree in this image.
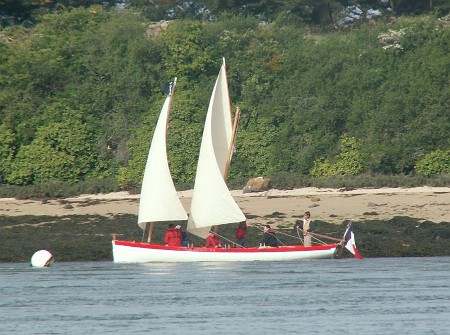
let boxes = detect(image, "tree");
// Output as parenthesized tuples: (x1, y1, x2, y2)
(310, 135, 364, 177)
(7, 108, 102, 185)
(162, 20, 216, 80)
(0, 124, 15, 182)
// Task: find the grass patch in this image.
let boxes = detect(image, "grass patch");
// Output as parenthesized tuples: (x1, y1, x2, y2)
(1, 173, 449, 201)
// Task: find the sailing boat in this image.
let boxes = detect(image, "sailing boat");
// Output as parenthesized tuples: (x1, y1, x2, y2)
(112, 59, 358, 262)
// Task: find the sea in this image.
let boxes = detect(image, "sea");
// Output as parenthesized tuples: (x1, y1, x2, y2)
(1, 257, 449, 335)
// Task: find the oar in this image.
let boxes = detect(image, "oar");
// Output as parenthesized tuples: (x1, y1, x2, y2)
(295, 225, 302, 240)
(252, 222, 303, 242)
(251, 223, 286, 246)
(308, 232, 343, 243)
(214, 232, 242, 248)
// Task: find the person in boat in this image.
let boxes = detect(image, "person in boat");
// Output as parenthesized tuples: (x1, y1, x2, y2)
(302, 211, 312, 247)
(205, 231, 222, 248)
(164, 223, 182, 246)
(235, 220, 247, 247)
(261, 225, 278, 247)
(176, 225, 189, 247)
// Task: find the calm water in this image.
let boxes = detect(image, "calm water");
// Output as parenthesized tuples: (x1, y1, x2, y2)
(1, 257, 449, 335)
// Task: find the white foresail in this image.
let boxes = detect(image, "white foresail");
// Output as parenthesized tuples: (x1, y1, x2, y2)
(188, 59, 246, 237)
(138, 80, 188, 230)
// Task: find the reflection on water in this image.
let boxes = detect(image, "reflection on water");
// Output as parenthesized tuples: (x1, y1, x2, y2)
(1, 257, 450, 335)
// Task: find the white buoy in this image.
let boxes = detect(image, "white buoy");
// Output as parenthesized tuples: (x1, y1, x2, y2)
(31, 250, 54, 267)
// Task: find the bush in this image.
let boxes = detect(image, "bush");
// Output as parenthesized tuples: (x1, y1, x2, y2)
(415, 149, 450, 176)
(310, 135, 364, 178)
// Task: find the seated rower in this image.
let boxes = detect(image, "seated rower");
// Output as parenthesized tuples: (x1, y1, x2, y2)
(205, 231, 222, 248)
(261, 225, 278, 247)
(164, 223, 182, 247)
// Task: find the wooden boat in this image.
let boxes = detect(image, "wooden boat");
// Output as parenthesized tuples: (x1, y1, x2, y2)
(112, 59, 360, 263)
(113, 241, 338, 262)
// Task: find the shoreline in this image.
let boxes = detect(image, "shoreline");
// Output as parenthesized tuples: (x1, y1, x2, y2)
(1, 186, 449, 225)
(1, 186, 450, 261)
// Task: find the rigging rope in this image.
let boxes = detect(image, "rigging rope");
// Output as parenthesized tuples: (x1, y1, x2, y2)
(214, 232, 243, 248)
(251, 223, 286, 246)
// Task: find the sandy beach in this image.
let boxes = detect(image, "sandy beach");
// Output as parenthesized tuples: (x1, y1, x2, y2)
(1, 186, 449, 225)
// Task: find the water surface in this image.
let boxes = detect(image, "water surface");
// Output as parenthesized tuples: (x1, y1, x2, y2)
(1, 257, 449, 334)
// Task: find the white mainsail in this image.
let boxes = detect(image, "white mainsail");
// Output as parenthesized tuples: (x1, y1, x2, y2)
(188, 59, 246, 237)
(138, 79, 188, 230)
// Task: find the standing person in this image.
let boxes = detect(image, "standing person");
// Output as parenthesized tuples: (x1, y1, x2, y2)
(261, 225, 278, 247)
(164, 223, 182, 246)
(303, 211, 312, 247)
(235, 220, 247, 247)
(176, 225, 189, 247)
(205, 231, 222, 248)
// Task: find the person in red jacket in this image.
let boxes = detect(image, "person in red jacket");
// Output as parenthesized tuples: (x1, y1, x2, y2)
(235, 220, 247, 247)
(205, 231, 222, 248)
(164, 223, 182, 246)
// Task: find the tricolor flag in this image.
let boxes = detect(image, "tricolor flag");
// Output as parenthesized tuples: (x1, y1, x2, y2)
(344, 222, 363, 259)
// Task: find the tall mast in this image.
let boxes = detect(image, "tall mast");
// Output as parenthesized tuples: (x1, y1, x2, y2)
(147, 78, 177, 243)
(224, 107, 240, 180)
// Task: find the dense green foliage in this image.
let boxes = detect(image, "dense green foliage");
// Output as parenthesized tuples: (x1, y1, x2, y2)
(0, 5, 449, 190)
(310, 135, 364, 177)
(415, 149, 450, 176)
(2, 1, 450, 26)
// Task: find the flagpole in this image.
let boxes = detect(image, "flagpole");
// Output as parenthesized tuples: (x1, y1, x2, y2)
(335, 220, 352, 258)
